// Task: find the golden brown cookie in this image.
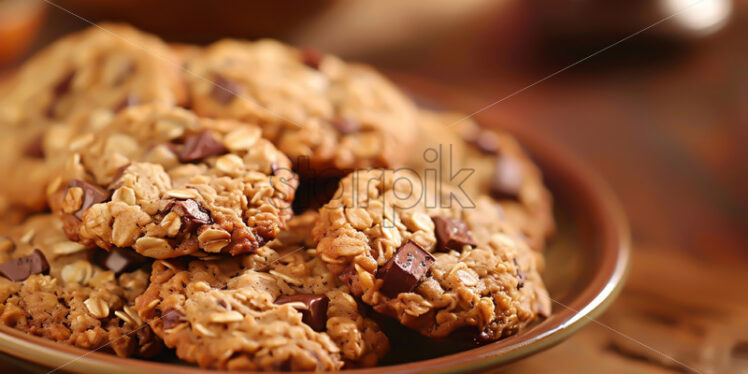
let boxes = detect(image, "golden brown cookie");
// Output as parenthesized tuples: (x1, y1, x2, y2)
(0, 214, 162, 358)
(0, 24, 187, 220)
(312, 169, 551, 342)
(49, 104, 298, 259)
(410, 110, 555, 251)
(136, 212, 389, 371)
(186, 39, 418, 175)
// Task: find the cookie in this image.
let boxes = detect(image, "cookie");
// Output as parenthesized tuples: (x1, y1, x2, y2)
(185, 39, 418, 175)
(0, 23, 186, 124)
(410, 110, 554, 251)
(0, 24, 187, 220)
(135, 211, 389, 371)
(0, 215, 162, 358)
(312, 169, 551, 342)
(49, 104, 298, 259)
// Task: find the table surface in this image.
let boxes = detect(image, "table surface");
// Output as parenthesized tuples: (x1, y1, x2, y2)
(2, 4, 747, 374)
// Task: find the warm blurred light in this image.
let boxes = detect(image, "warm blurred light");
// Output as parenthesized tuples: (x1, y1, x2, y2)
(0, 0, 46, 65)
(662, 0, 732, 36)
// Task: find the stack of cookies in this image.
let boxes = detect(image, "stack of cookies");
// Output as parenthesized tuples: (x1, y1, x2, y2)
(0, 24, 553, 371)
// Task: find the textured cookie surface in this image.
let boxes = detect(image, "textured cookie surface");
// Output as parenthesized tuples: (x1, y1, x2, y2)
(0, 215, 162, 358)
(0, 24, 186, 221)
(410, 110, 554, 251)
(186, 39, 418, 174)
(0, 23, 185, 124)
(312, 169, 551, 341)
(50, 104, 298, 259)
(136, 212, 389, 371)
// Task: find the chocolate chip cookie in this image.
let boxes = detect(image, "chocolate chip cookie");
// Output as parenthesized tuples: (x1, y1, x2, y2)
(312, 169, 551, 342)
(49, 104, 298, 259)
(185, 39, 418, 175)
(410, 110, 554, 251)
(0, 23, 186, 125)
(0, 23, 187, 222)
(135, 212, 389, 371)
(0, 214, 162, 358)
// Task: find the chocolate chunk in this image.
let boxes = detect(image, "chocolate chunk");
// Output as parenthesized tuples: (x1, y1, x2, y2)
(490, 156, 523, 200)
(301, 47, 323, 70)
(109, 163, 131, 188)
(0, 249, 50, 281)
(513, 258, 525, 290)
(275, 294, 330, 332)
(476, 330, 493, 344)
(178, 130, 227, 162)
(468, 130, 501, 154)
(210, 74, 242, 105)
(23, 135, 44, 158)
(97, 247, 147, 274)
(376, 240, 435, 298)
(432, 216, 477, 252)
(161, 308, 185, 329)
(114, 94, 139, 112)
(167, 199, 212, 233)
(65, 180, 110, 220)
(53, 71, 76, 98)
(338, 263, 362, 295)
(45, 70, 76, 118)
(330, 118, 361, 134)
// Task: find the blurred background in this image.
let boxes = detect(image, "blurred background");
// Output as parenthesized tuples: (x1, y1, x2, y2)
(1, 0, 746, 373)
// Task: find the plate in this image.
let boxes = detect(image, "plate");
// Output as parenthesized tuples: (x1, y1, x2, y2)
(0, 78, 630, 373)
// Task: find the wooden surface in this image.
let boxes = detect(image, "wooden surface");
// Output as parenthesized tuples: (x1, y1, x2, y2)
(2, 3, 747, 373)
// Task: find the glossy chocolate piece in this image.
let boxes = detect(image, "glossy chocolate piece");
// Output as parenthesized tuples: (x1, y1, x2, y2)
(210, 74, 242, 105)
(161, 308, 185, 329)
(513, 258, 526, 290)
(330, 118, 361, 134)
(465, 129, 500, 155)
(23, 135, 44, 158)
(167, 199, 212, 233)
(376, 240, 435, 298)
(178, 130, 227, 162)
(301, 47, 323, 70)
(0, 249, 49, 282)
(432, 216, 477, 252)
(338, 263, 362, 296)
(275, 294, 330, 332)
(97, 247, 147, 275)
(45, 70, 76, 118)
(66, 179, 110, 220)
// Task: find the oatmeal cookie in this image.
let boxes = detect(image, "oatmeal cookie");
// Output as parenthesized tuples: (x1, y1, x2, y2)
(136, 212, 389, 371)
(410, 110, 554, 251)
(0, 24, 186, 220)
(186, 39, 418, 175)
(0, 23, 185, 124)
(0, 215, 162, 358)
(49, 104, 298, 259)
(312, 169, 551, 342)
